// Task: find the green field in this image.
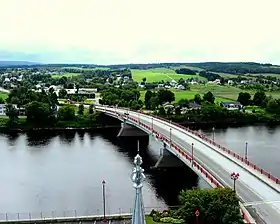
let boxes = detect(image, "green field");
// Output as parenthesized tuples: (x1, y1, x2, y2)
(140, 84, 253, 103)
(52, 73, 81, 78)
(0, 92, 8, 100)
(132, 68, 206, 83)
(140, 89, 233, 103)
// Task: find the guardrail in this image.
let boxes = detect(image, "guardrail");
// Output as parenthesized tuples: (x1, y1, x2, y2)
(0, 206, 172, 222)
(101, 108, 254, 223)
(107, 106, 280, 186)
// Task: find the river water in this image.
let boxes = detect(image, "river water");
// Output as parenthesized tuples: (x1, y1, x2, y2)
(0, 125, 279, 218)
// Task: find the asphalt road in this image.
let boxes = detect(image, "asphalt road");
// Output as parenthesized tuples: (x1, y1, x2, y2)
(99, 107, 280, 224)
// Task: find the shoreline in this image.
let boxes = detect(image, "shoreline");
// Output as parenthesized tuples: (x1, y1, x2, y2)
(0, 124, 121, 133)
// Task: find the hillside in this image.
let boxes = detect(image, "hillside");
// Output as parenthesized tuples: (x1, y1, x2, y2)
(1, 61, 280, 76)
(0, 61, 41, 67)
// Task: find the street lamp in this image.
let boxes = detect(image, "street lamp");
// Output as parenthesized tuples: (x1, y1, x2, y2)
(212, 127, 215, 141)
(191, 143, 194, 166)
(169, 127, 172, 143)
(102, 180, 106, 222)
(151, 117, 154, 133)
(195, 210, 200, 224)
(231, 172, 239, 192)
(245, 142, 248, 161)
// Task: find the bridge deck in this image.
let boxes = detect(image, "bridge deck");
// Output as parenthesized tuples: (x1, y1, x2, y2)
(98, 106, 280, 224)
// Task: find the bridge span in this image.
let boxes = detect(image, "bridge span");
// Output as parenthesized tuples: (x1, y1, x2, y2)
(96, 105, 280, 224)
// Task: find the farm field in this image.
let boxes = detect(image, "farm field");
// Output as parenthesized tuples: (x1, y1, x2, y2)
(132, 68, 206, 83)
(139, 84, 237, 103)
(0, 92, 8, 100)
(52, 73, 81, 78)
(140, 90, 233, 103)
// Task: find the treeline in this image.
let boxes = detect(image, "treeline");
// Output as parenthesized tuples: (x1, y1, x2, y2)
(3, 62, 280, 75)
(198, 71, 221, 81)
(2, 86, 115, 130)
(175, 68, 196, 75)
(99, 87, 143, 109)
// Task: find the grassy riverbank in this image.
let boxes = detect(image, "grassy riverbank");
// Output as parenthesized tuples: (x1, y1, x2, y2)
(0, 112, 121, 132)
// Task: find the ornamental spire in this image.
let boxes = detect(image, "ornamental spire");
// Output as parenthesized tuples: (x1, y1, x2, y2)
(131, 140, 146, 224)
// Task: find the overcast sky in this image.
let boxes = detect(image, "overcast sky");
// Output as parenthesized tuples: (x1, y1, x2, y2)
(0, 0, 279, 64)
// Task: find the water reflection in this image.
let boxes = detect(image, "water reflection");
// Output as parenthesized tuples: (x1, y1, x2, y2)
(115, 136, 199, 206)
(0, 128, 202, 214)
(26, 131, 56, 146)
(4, 132, 20, 146)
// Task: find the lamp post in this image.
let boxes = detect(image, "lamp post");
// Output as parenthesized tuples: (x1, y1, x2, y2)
(102, 180, 106, 222)
(195, 210, 200, 224)
(231, 172, 239, 192)
(245, 142, 248, 161)
(151, 117, 154, 133)
(169, 127, 172, 144)
(212, 127, 215, 141)
(191, 143, 194, 166)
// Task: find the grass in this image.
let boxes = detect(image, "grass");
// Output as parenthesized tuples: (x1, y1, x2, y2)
(146, 216, 165, 224)
(140, 89, 233, 103)
(132, 68, 206, 83)
(0, 92, 8, 100)
(140, 84, 249, 103)
(52, 73, 81, 78)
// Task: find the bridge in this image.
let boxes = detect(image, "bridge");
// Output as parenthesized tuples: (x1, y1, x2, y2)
(96, 105, 280, 224)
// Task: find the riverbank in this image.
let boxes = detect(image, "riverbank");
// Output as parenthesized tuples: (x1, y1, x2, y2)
(0, 112, 121, 133)
(155, 105, 280, 128)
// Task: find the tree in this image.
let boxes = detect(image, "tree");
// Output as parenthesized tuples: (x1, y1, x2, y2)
(5, 104, 18, 124)
(203, 91, 215, 104)
(58, 89, 68, 99)
(144, 90, 154, 109)
(178, 99, 189, 108)
(194, 94, 203, 104)
(175, 107, 181, 115)
(0, 97, 4, 104)
(57, 105, 76, 121)
(253, 91, 266, 107)
(25, 101, 52, 124)
(157, 89, 175, 104)
(78, 104, 84, 115)
(158, 106, 166, 116)
(266, 99, 280, 114)
(177, 188, 243, 224)
(237, 92, 251, 106)
(150, 96, 160, 110)
(89, 104, 94, 114)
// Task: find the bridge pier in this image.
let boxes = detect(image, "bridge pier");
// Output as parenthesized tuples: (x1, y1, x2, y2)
(117, 121, 149, 137)
(152, 142, 185, 169)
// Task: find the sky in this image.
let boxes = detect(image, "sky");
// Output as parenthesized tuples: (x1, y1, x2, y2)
(0, 0, 279, 64)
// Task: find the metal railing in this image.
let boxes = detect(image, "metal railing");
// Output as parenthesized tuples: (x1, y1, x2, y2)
(0, 206, 172, 222)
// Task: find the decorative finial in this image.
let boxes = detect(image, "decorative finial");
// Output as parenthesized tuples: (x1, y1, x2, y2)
(131, 140, 146, 224)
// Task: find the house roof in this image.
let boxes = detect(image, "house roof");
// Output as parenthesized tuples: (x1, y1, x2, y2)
(221, 101, 242, 106)
(189, 102, 201, 107)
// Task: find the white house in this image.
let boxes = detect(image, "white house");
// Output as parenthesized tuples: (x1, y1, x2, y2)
(0, 104, 5, 116)
(0, 104, 18, 116)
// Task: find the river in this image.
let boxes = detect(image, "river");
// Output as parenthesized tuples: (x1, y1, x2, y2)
(0, 125, 279, 218)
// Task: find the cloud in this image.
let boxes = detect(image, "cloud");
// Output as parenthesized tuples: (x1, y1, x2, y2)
(0, 0, 280, 64)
